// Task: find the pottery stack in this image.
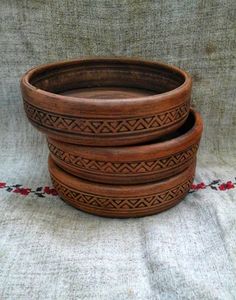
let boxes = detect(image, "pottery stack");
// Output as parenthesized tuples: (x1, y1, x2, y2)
(21, 58, 203, 217)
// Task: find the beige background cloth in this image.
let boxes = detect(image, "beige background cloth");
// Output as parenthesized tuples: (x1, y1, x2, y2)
(0, 1, 236, 299)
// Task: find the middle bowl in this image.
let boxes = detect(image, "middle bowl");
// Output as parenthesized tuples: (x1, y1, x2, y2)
(48, 109, 203, 185)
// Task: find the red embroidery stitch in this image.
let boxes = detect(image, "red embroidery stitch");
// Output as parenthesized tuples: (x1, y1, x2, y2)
(13, 188, 31, 196)
(219, 181, 235, 191)
(191, 182, 206, 190)
(44, 186, 58, 195)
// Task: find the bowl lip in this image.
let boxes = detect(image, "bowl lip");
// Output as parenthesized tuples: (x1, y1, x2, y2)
(47, 108, 203, 154)
(21, 56, 192, 105)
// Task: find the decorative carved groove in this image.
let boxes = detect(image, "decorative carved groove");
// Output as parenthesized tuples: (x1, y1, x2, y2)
(51, 176, 193, 212)
(48, 142, 199, 175)
(24, 99, 189, 136)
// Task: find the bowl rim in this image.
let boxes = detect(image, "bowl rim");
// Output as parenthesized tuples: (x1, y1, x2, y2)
(21, 57, 192, 106)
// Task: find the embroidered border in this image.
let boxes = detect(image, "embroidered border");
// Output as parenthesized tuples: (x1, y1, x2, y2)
(0, 179, 235, 198)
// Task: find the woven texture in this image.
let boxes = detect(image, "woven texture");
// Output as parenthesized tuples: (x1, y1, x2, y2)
(0, 1, 236, 299)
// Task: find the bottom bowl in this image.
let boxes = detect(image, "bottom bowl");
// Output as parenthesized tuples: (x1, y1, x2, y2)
(49, 156, 196, 218)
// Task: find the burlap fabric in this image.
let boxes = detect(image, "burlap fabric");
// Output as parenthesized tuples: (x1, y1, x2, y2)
(0, 1, 235, 299)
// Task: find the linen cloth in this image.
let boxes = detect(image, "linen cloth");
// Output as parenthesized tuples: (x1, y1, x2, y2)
(0, 1, 236, 299)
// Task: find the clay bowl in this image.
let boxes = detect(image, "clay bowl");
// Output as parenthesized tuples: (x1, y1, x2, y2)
(48, 109, 202, 185)
(21, 57, 192, 146)
(49, 155, 196, 218)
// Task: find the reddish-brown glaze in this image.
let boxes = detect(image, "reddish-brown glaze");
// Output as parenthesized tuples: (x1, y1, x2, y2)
(21, 57, 192, 146)
(49, 155, 196, 218)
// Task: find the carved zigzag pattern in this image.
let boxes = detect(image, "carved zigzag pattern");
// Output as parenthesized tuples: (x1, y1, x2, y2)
(48, 143, 198, 174)
(51, 177, 193, 210)
(24, 100, 189, 135)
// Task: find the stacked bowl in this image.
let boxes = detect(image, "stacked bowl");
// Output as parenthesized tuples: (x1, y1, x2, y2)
(21, 58, 203, 217)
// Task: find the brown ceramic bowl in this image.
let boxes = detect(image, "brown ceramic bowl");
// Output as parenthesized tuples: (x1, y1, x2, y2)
(49, 155, 196, 218)
(21, 57, 192, 146)
(48, 109, 202, 184)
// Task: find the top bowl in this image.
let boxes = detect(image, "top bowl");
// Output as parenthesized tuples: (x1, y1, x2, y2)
(21, 57, 192, 146)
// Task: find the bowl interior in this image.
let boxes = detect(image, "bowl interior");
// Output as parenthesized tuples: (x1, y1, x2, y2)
(28, 59, 186, 99)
